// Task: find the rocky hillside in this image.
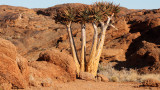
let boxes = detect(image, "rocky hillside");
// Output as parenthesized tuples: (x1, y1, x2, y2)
(0, 4, 160, 89)
(36, 4, 160, 74)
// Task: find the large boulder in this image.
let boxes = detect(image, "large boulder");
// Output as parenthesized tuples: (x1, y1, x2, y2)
(37, 48, 76, 81)
(0, 38, 28, 88)
(28, 61, 74, 87)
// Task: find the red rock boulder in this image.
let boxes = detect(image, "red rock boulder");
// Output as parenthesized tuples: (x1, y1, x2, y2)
(0, 38, 28, 88)
(37, 48, 76, 81)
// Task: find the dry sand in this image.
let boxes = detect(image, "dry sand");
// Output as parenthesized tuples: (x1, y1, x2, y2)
(26, 80, 159, 90)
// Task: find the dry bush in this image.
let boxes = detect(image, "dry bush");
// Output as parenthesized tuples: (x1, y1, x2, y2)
(98, 63, 160, 82)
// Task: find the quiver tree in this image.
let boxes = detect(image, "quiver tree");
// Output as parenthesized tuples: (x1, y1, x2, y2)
(75, 5, 91, 72)
(54, 5, 80, 75)
(54, 2, 120, 77)
(86, 2, 120, 76)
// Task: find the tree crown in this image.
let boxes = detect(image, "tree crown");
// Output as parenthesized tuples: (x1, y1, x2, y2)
(54, 5, 77, 25)
(54, 2, 120, 24)
(75, 5, 91, 24)
(90, 1, 120, 22)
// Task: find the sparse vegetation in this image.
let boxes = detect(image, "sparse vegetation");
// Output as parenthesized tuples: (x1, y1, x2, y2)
(98, 63, 160, 82)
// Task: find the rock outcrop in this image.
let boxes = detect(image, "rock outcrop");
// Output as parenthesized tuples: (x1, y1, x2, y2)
(0, 38, 28, 89)
(125, 9, 160, 73)
(126, 41, 160, 73)
(0, 38, 77, 89)
(37, 48, 76, 81)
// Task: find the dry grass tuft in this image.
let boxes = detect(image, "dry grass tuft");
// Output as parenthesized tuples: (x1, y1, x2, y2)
(98, 63, 160, 82)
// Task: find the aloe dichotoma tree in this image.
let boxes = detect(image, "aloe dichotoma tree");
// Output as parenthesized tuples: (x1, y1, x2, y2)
(54, 2, 120, 76)
(86, 2, 120, 76)
(93, 2, 120, 76)
(75, 5, 92, 72)
(54, 5, 80, 74)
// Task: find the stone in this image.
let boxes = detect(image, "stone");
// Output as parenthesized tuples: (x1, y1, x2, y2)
(142, 79, 160, 87)
(79, 72, 95, 81)
(97, 74, 109, 82)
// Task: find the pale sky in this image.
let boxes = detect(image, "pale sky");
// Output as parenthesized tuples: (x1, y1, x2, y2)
(0, 0, 159, 9)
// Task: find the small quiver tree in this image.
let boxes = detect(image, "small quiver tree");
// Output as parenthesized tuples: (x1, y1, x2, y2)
(86, 2, 120, 76)
(75, 5, 92, 72)
(54, 5, 80, 75)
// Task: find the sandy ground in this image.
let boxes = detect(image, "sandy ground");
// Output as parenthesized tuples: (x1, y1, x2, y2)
(25, 80, 160, 90)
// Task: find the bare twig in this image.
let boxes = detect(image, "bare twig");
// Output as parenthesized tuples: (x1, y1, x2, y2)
(110, 24, 118, 30)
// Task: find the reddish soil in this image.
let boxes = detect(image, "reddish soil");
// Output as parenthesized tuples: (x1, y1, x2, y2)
(25, 80, 158, 90)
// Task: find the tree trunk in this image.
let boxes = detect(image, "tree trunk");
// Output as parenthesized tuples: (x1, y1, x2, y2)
(86, 22, 98, 73)
(80, 23, 86, 72)
(92, 17, 112, 76)
(66, 22, 80, 75)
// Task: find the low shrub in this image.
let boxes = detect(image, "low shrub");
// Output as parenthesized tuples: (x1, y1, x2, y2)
(98, 63, 160, 82)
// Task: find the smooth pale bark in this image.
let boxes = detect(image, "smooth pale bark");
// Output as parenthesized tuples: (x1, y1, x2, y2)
(91, 16, 112, 76)
(86, 22, 98, 73)
(66, 22, 80, 75)
(80, 23, 86, 72)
